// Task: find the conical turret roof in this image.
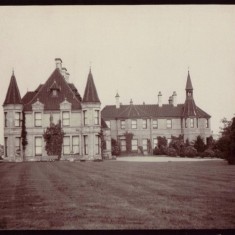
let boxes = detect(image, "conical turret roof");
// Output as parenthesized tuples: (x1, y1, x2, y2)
(186, 70, 193, 90)
(3, 71, 22, 106)
(83, 69, 100, 103)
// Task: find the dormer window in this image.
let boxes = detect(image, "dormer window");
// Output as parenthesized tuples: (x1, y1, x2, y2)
(49, 80, 61, 97)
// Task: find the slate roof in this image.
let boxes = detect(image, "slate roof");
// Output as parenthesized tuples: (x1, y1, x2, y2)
(83, 70, 100, 103)
(101, 103, 210, 120)
(23, 68, 82, 111)
(101, 118, 109, 129)
(3, 72, 22, 106)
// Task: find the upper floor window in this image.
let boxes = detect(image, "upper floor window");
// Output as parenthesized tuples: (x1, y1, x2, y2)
(153, 120, 158, 129)
(131, 120, 137, 129)
(94, 110, 99, 125)
(62, 111, 70, 126)
(4, 112, 7, 127)
(83, 110, 88, 126)
(105, 121, 111, 128)
(121, 120, 125, 129)
(206, 119, 209, 128)
(190, 118, 194, 128)
(35, 112, 42, 127)
(142, 119, 147, 129)
(15, 112, 21, 127)
(166, 119, 172, 129)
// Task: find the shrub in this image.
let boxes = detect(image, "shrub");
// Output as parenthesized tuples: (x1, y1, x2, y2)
(157, 136, 167, 149)
(194, 136, 206, 153)
(213, 149, 225, 159)
(153, 147, 161, 155)
(184, 146, 198, 158)
(169, 135, 184, 155)
(166, 147, 178, 157)
(200, 149, 215, 158)
(111, 139, 120, 156)
(138, 146, 144, 155)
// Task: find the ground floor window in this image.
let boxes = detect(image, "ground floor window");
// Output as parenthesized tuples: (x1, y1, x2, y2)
(95, 135, 100, 155)
(153, 138, 158, 148)
(131, 139, 138, 151)
(84, 135, 88, 155)
(63, 136, 70, 155)
(15, 137, 21, 154)
(4, 137, 8, 157)
(72, 136, 79, 155)
(35, 136, 42, 156)
(120, 139, 126, 151)
(167, 138, 171, 146)
(142, 139, 148, 151)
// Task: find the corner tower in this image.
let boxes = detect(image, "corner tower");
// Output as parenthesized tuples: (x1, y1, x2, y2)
(81, 68, 101, 160)
(3, 71, 23, 161)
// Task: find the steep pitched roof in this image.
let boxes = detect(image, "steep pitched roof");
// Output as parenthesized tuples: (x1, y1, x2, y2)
(3, 72, 22, 106)
(186, 71, 193, 90)
(101, 103, 210, 120)
(23, 68, 82, 111)
(101, 118, 109, 129)
(83, 70, 100, 103)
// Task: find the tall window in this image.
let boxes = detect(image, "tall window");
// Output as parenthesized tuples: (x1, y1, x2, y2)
(120, 139, 126, 151)
(185, 118, 188, 128)
(15, 137, 21, 152)
(83, 110, 88, 125)
(142, 119, 147, 129)
(153, 120, 158, 129)
(131, 120, 137, 129)
(35, 137, 42, 156)
(197, 118, 199, 128)
(105, 121, 111, 128)
(35, 112, 42, 127)
(4, 137, 7, 157)
(15, 112, 21, 127)
(166, 119, 172, 129)
(63, 136, 70, 155)
(190, 118, 194, 128)
(94, 110, 99, 125)
(206, 119, 209, 128)
(142, 139, 148, 151)
(95, 135, 100, 155)
(153, 138, 158, 148)
(4, 112, 7, 127)
(62, 111, 70, 126)
(121, 120, 125, 129)
(72, 136, 79, 155)
(131, 139, 138, 151)
(84, 135, 88, 155)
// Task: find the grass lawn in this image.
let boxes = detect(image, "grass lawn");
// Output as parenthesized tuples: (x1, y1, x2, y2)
(0, 160, 234, 229)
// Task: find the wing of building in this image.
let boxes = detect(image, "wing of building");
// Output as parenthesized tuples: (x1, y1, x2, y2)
(101, 71, 212, 154)
(2, 59, 111, 161)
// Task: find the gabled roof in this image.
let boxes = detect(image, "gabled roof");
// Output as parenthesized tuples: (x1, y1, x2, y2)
(101, 103, 210, 120)
(83, 70, 100, 103)
(186, 71, 193, 90)
(23, 68, 82, 111)
(3, 72, 22, 106)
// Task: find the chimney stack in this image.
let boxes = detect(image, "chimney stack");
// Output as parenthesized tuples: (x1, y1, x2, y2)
(61, 67, 67, 78)
(115, 92, 120, 109)
(158, 91, 162, 107)
(168, 96, 173, 105)
(172, 91, 177, 107)
(55, 58, 62, 70)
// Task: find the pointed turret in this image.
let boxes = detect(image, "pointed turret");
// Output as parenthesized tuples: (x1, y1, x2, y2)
(3, 71, 22, 106)
(83, 69, 100, 103)
(182, 70, 198, 117)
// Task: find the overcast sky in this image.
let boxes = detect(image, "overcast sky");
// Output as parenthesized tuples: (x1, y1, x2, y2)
(0, 5, 235, 144)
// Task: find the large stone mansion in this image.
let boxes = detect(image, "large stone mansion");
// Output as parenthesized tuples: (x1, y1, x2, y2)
(3, 58, 111, 161)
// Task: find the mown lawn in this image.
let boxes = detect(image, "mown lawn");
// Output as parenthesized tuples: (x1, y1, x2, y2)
(0, 160, 234, 229)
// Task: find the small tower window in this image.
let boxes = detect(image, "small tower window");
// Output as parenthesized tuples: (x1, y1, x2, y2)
(94, 110, 99, 125)
(185, 118, 188, 128)
(206, 119, 209, 128)
(15, 112, 21, 127)
(190, 118, 194, 128)
(4, 112, 7, 127)
(83, 110, 88, 125)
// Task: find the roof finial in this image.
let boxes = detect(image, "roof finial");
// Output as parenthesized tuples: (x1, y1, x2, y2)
(12, 68, 14, 76)
(89, 61, 92, 73)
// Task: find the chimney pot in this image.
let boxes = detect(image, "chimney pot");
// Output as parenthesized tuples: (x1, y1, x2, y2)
(158, 91, 162, 107)
(55, 58, 62, 70)
(115, 92, 120, 109)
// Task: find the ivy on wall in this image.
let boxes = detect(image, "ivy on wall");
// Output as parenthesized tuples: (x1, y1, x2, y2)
(21, 111, 28, 160)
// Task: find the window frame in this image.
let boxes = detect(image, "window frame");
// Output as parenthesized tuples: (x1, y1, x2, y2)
(131, 119, 137, 129)
(4, 137, 8, 157)
(185, 118, 188, 128)
(206, 119, 209, 128)
(34, 112, 42, 127)
(121, 120, 125, 129)
(63, 136, 70, 155)
(35, 136, 42, 156)
(153, 138, 158, 148)
(142, 119, 147, 129)
(120, 139, 126, 152)
(142, 139, 148, 151)
(152, 119, 158, 129)
(4, 112, 7, 127)
(72, 136, 80, 155)
(15, 112, 21, 127)
(166, 119, 172, 129)
(83, 110, 88, 126)
(84, 135, 88, 155)
(95, 135, 100, 155)
(62, 111, 70, 127)
(190, 118, 194, 128)
(131, 139, 138, 151)
(94, 110, 99, 125)
(15, 137, 21, 152)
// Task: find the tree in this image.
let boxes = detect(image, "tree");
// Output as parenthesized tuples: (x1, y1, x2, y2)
(124, 132, 134, 154)
(21, 111, 28, 161)
(194, 135, 206, 153)
(43, 120, 65, 160)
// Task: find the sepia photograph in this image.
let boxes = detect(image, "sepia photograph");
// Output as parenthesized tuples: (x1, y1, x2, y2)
(0, 5, 235, 230)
